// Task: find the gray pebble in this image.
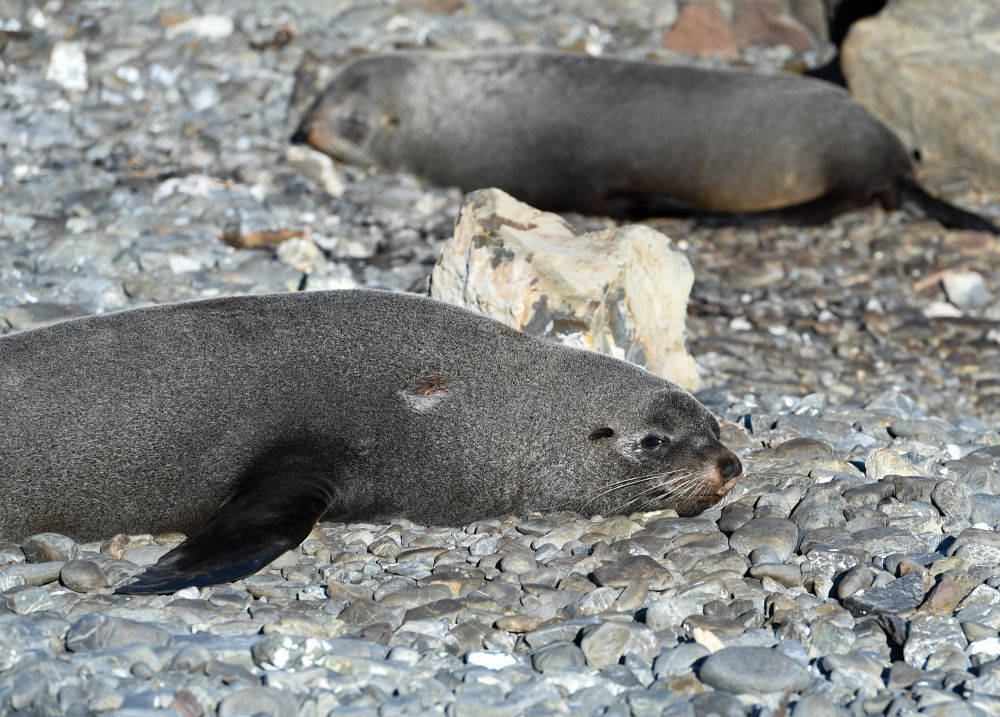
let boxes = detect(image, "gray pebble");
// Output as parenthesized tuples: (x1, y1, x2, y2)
(21, 533, 78, 563)
(931, 480, 972, 519)
(748, 546, 781, 566)
(4, 585, 54, 614)
(65, 615, 171, 652)
(970, 494, 1000, 525)
(653, 643, 710, 678)
(498, 552, 536, 574)
(904, 613, 967, 670)
(729, 518, 799, 560)
(531, 642, 586, 671)
(791, 695, 847, 716)
(576, 587, 620, 615)
(592, 555, 677, 591)
(836, 564, 875, 600)
(580, 622, 657, 669)
(1, 561, 64, 586)
(699, 646, 812, 694)
(218, 687, 299, 717)
(60, 560, 108, 592)
(749, 562, 802, 587)
(843, 572, 926, 617)
(120, 544, 170, 567)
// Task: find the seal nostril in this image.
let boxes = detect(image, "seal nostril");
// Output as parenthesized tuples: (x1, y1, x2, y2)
(720, 455, 742, 480)
(290, 128, 309, 145)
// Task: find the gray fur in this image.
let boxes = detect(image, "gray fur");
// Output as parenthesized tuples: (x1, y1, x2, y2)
(0, 290, 738, 545)
(294, 50, 998, 232)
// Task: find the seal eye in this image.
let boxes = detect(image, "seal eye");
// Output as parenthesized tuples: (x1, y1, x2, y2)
(589, 427, 614, 440)
(640, 434, 666, 450)
(343, 112, 369, 141)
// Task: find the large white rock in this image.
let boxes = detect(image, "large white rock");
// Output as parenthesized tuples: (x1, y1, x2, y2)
(431, 188, 699, 390)
(842, 0, 1000, 189)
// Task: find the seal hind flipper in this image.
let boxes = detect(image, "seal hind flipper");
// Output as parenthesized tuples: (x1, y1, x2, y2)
(116, 454, 334, 595)
(895, 177, 1000, 235)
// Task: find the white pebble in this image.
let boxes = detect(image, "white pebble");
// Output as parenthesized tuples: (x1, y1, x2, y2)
(167, 15, 234, 39)
(45, 41, 88, 92)
(969, 638, 1000, 656)
(466, 650, 518, 670)
(923, 300, 963, 319)
(942, 271, 992, 309)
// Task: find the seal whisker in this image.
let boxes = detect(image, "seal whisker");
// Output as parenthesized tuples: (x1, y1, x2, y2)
(603, 470, 688, 508)
(658, 470, 698, 486)
(578, 474, 663, 508)
(676, 475, 708, 508)
(609, 482, 670, 514)
(674, 473, 702, 499)
(609, 469, 695, 514)
(638, 486, 675, 513)
(656, 473, 698, 508)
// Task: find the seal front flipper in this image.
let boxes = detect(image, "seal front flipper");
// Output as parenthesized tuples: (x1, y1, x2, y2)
(116, 454, 334, 595)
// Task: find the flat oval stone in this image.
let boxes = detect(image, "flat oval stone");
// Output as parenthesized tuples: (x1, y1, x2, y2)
(1, 562, 63, 587)
(729, 518, 799, 561)
(748, 562, 802, 587)
(60, 560, 107, 592)
(591, 555, 677, 590)
(65, 614, 171, 652)
(699, 646, 812, 694)
(531, 642, 586, 671)
(771, 438, 835, 461)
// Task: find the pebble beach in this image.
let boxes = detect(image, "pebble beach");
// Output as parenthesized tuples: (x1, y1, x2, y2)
(2, 1, 1000, 715)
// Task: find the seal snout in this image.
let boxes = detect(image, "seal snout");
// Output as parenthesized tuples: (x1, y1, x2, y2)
(290, 126, 310, 145)
(714, 453, 743, 497)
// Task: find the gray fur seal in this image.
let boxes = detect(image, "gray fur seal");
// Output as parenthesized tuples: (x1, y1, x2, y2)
(293, 50, 998, 233)
(0, 290, 741, 594)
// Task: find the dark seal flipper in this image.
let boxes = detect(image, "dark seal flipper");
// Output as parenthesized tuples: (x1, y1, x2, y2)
(116, 454, 334, 595)
(896, 177, 1000, 235)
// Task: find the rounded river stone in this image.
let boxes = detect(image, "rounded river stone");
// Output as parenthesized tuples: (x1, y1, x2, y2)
(699, 646, 812, 694)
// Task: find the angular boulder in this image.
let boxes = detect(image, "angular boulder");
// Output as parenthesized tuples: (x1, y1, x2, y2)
(431, 188, 699, 389)
(842, 0, 1000, 189)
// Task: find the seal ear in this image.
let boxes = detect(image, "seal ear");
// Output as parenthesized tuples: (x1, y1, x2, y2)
(116, 454, 334, 595)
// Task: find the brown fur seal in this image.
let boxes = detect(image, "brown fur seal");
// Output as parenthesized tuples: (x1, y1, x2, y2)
(0, 290, 741, 594)
(293, 50, 998, 233)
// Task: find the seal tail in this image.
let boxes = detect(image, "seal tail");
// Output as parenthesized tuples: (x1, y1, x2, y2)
(896, 176, 1000, 235)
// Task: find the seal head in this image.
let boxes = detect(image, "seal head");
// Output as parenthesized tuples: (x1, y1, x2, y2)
(580, 389, 742, 518)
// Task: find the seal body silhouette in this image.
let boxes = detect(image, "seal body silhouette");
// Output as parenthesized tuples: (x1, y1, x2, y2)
(294, 50, 997, 233)
(0, 290, 741, 594)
